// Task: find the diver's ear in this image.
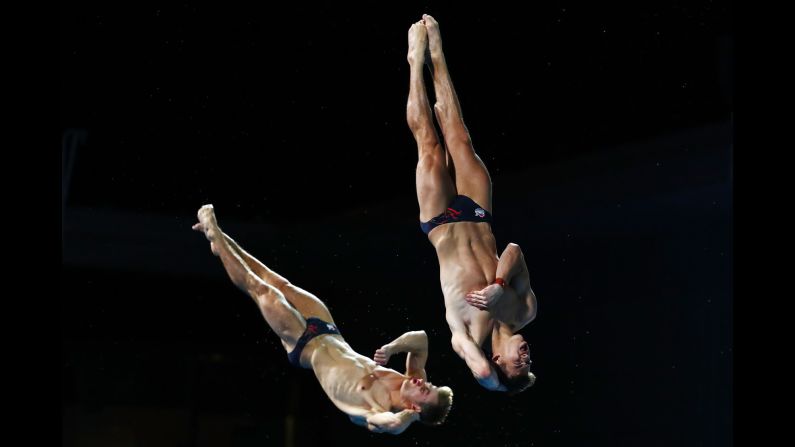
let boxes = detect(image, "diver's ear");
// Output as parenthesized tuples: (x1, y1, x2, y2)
(403, 399, 421, 412)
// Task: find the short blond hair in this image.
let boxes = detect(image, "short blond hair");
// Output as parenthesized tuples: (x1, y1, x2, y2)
(419, 386, 454, 426)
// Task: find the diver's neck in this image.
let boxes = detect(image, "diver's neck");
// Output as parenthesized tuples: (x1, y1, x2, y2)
(386, 378, 410, 411)
(376, 369, 406, 394)
(490, 322, 514, 352)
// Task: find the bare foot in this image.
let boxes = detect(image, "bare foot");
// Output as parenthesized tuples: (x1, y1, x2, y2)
(422, 14, 443, 63)
(407, 20, 428, 65)
(192, 204, 221, 255)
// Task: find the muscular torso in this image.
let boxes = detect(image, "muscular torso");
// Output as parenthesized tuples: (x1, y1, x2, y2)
(429, 222, 526, 343)
(302, 334, 404, 419)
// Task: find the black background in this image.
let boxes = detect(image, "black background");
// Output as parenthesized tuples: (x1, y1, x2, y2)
(61, 1, 732, 446)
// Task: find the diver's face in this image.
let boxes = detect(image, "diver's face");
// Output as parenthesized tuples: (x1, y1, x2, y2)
(400, 377, 440, 407)
(493, 335, 532, 378)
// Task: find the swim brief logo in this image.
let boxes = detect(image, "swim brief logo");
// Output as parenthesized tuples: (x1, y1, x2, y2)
(475, 208, 485, 218)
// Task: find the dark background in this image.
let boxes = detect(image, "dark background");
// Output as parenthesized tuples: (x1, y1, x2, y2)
(61, 1, 732, 446)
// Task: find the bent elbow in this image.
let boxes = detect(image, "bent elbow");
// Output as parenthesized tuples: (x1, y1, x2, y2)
(471, 364, 493, 380)
(507, 243, 523, 257)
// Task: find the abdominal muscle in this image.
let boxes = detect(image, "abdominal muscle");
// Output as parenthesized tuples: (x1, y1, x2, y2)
(431, 222, 500, 344)
(306, 335, 394, 417)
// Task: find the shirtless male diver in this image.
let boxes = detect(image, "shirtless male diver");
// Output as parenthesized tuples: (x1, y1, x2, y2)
(405, 15, 538, 394)
(193, 204, 453, 433)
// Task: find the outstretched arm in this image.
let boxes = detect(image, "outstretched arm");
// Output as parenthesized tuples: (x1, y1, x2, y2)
(465, 243, 528, 311)
(450, 332, 506, 391)
(364, 409, 420, 434)
(374, 330, 429, 380)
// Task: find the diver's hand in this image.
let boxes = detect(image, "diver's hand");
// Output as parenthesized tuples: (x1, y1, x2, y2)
(465, 283, 505, 311)
(374, 344, 395, 365)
